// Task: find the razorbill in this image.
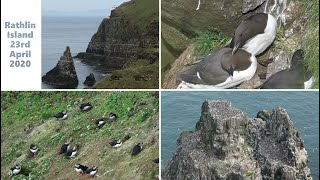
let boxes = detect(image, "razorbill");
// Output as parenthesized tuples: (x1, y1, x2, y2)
(95, 118, 107, 128)
(131, 143, 143, 156)
(85, 166, 97, 176)
(109, 139, 122, 148)
(74, 164, 88, 176)
(80, 103, 93, 111)
(229, 13, 277, 56)
(54, 110, 68, 120)
(177, 48, 257, 89)
(259, 49, 312, 89)
(59, 141, 70, 154)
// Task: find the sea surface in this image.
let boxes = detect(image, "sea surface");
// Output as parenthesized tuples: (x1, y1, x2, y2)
(42, 16, 109, 89)
(161, 91, 319, 179)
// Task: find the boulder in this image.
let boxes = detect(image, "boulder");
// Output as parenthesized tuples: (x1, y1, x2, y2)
(42, 46, 78, 88)
(83, 73, 96, 87)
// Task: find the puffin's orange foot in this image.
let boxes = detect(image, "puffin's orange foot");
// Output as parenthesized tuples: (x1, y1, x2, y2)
(76, 172, 83, 176)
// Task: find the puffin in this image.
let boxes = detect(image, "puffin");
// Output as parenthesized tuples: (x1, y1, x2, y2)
(108, 112, 117, 121)
(177, 48, 257, 89)
(74, 164, 88, 176)
(259, 49, 312, 89)
(54, 110, 68, 120)
(80, 103, 93, 111)
(85, 166, 98, 176)
(131, 143, 143, 156)
(59, 141, 70, 154)
(95, 118, 107, 128)
(27, 144, 38, 158)
(10, 166, 21, 175)
(229, 13, 277, 56)
(109, 139, 122, 148)
(66, 146, 78, 158)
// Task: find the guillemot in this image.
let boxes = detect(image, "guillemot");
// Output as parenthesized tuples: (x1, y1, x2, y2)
(229, 13, 277, 56)
(177, 48, 257, 89)
(259, 49, 312, 89)
(54, 110, 68, 120)
(80, 103, 93, 111)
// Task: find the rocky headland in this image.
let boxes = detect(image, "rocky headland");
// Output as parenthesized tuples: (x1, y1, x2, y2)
(162, 0, 317, 88)
(42, 46, 78, 88)
(75, 0, 159, 88)
(163, 100, 312, 180)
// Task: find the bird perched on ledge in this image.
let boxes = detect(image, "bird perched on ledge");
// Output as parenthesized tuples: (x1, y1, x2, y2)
(228, 13, 277, 56)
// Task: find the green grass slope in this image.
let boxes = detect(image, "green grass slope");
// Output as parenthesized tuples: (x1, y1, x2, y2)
(302, 0, 319, 88)
(1, 92, 159, 179)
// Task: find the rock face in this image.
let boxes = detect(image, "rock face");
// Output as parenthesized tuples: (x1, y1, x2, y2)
(42, 47, 78, 88)
(162, 0, 309, 88)
(83, 73, 96, 87)
(163, 100, 312, 180)
(75, 0, 159, 70)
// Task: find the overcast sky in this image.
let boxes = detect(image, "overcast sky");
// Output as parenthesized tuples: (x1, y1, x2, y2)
(42, 0, 129, 12)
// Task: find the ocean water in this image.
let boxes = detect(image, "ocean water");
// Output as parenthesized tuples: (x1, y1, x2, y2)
(41, 16, 109, 89)
(161, 91, 319, 179)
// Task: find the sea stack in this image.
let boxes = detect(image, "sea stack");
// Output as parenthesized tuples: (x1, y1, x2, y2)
(83, 73, 96, 87)
(42, 46, 79, 88)
(163, 100, 312, 180)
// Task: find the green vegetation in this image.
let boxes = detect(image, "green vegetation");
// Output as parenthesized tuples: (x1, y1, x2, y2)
(1, 91, 159, 179)
(302, 0, 319, 88)
(194, 28, 229, 55)
(94, 58, 159, 89)
(119, 0, 158, 32)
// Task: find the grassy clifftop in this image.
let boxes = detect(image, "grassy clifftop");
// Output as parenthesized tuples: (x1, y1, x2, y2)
(1, 92, 159, 179)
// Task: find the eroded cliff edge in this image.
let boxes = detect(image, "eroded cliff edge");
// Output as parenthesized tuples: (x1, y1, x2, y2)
(163, 100, 312, 180)
(75, 0, 159, 89)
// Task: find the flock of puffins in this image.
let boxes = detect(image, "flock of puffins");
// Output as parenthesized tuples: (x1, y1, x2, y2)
(9, 102, 159, 177)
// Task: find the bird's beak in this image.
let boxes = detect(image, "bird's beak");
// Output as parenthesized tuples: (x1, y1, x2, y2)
(232, 43, 240, 55)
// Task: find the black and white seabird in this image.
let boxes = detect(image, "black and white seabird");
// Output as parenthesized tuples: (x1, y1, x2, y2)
(66, 146, 78, 158)
(95, 118, 107, 128)
(59, 141, 70, 154)
(109, 139, 122, 148)
(10, 166, 21, 175)
(27, 144, 38, 158)
(108, 112, 117, 121)
(74, 164, 88, 176)
(80, 103, 93, 111)
(54, 110, 68, 120)
(131, 143, 143, 156)
(229, 13, 277, 56)
(177, 48, 257, 89)
(85, 166, 97, 176)
(259, 49, 312, 89)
